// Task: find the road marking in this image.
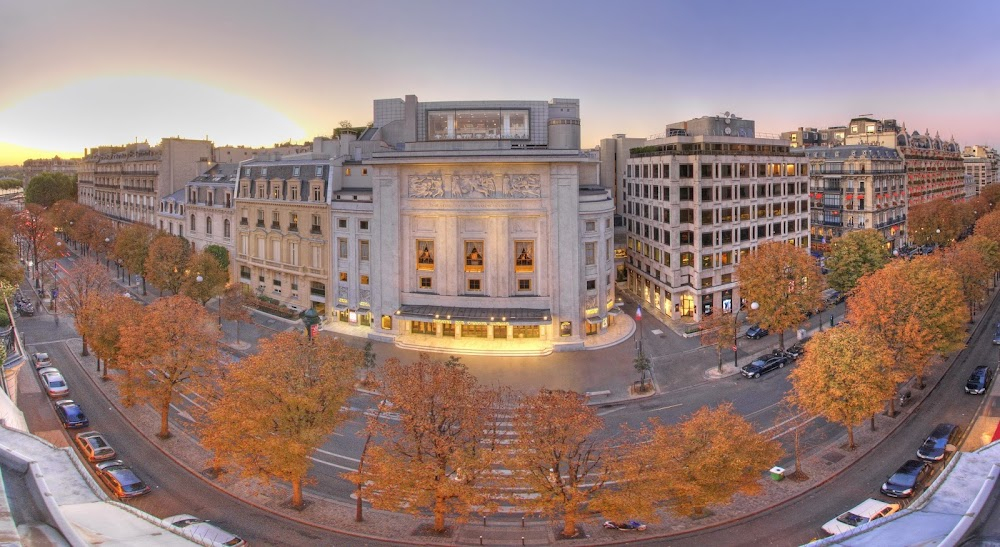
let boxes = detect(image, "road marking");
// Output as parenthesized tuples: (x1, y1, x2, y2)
(309, 456, 356, 472)
(646, 403, 682, 412)
(314, 448, 361, 463)
(766, 415, 820, 440)
(597, 406, 625, 416)
(169, 403, 194, 422)
(758, 411, 808, 434)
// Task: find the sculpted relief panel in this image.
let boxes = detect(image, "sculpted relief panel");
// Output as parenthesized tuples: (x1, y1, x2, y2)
(408, 172, 541, 199)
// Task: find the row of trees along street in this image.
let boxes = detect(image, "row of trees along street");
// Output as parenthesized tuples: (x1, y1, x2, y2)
(717, 192, 1000, 475)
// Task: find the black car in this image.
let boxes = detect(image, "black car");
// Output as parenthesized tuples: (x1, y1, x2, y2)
(917, 423, 960, 461)
(53, 399, 89, 429)
(992, 324, 1000, 345)
(880, 459, 932, 498)
(745, 325, 769, 340)
(95, 460, 152, 499)
(741, 355, 790, 379)
(966, 366, 994, 395)
(785, 343, 806, 360)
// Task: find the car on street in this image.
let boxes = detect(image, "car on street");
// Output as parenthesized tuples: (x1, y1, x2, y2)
(741, 355, 790, 379)
(745, 325, 769, 339)
(785, 343, 806, 360)
(95, 460, 151, 499)
(966, 366, 994, 395)
(162, 514, 246, 546)
(74, 431, 116, 462)
(917, 423, 960, 461)
(32, 352, 51, 370)
(53, 399, 89, 429)
(822, 498, 901, 536)
(992, 324, 1000, 345)
(38, 368, 69, 398)
(880, 459, 932, 498)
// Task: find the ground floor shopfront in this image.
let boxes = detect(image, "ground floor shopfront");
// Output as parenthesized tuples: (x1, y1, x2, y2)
(627, 270, 739, 323)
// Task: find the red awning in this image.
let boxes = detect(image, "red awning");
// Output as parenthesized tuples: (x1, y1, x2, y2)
(991, 420, 1000, 443)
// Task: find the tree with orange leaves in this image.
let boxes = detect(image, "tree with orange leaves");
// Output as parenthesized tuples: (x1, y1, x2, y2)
(57, 257, 114, 356)
(504, 389, 619, 537)
(964, 234, 1000, 288)
(737, 241, 824, 349)
(939, 241, 992, 323)
(908, 198, 960, 247)
(201, 331, 359, 510)
(78, 293, 143, 379)
(117, 295, 221, 438)
(849, 257, 965, 392)
(789, 325, 894, 450)
(975, 210, 1000, 246)
(145, 233, 191, 295)
(357, 355, 508, 533)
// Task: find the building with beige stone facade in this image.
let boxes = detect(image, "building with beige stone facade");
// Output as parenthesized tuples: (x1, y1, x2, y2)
(362, 95, 615, 352)
(78, 138, 212, 227)
(963, 145, 998, 195)
(805, 145, 906, 253)
(623, 115, 810, 322)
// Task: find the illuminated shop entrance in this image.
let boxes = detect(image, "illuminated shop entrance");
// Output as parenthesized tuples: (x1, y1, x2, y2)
(397, 304, 550, 343)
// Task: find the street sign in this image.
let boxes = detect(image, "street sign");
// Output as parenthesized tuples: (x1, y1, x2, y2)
(732, 345, 737, 352)
(635, 307, 642, 321)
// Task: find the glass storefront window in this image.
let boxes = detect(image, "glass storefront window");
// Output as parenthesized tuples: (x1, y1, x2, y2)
(494, 325, 507, 338)
(463, 324, 487, 338)
(427, 109, 530, 140)
(517, 325, 541, 338)
(412, 321, 435, 335)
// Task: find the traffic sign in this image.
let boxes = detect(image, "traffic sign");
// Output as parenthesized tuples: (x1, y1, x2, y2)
(635, 307, 642, 321)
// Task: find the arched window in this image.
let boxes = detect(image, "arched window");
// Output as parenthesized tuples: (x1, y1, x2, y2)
(224, 219, 231, 238)
(190, 214, 196, 231)
(206, 217, 213, 235)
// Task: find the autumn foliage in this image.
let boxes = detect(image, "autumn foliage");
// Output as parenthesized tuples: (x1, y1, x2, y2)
(57, 258, 114, 357)
(824, 229, 889, 293)
(117, 295, 222, 438)
(201, 331, 360, 509)
(790, 325, 894, 450)
(737, 241, 824, 349)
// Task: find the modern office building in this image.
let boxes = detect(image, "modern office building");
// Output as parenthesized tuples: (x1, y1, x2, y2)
(78, 138, 213, 227)
(805, 145, 906, 253)
(360, 95, 615, 352)
(622, 114, 810, 322)
(963, 145, 999, 194)
(21, 156, 81, 188)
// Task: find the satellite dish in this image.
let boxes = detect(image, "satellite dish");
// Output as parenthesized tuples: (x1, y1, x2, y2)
(724, 127, 732, 135)
(724, 111, 731, 118)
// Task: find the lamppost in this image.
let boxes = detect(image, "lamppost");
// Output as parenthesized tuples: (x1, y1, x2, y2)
(733, 301, 759, 369)
(104, 237, 111, 267)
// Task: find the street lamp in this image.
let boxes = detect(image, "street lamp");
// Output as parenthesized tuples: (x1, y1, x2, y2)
(733, 301, 759, 369)
(104, 237, 111, 267)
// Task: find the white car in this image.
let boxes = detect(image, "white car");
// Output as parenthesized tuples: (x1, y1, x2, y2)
(822, 498, 900, 536)
(32, 352, 52, 370)
(162, 514, 245, 547)
(38, 367, 69, 398)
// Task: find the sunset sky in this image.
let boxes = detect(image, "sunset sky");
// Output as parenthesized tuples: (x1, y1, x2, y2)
(2, 0, 999, 165)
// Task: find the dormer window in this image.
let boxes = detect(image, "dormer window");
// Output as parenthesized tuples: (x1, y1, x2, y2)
(293, 166, 300, 177)
(207, 193, 214, 207)
(315, 165, 323, 177)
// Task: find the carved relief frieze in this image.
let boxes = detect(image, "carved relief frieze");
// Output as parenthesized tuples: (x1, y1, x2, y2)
(406, 172, 541, 199)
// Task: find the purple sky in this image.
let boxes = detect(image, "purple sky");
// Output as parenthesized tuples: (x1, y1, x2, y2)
(2, 0, 998, 165)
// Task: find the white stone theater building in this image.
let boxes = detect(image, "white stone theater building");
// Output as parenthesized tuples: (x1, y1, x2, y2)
(364, 96, 617, 352)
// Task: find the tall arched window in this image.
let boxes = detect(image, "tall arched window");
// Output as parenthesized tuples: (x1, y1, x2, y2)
(224, 219, 231, 238)
(206, 217, 213, 235)
(190, 214, 196, 231)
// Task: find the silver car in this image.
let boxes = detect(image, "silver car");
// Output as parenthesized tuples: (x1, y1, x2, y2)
(162, 514, 245, 546)
(38, 367, 69, 398)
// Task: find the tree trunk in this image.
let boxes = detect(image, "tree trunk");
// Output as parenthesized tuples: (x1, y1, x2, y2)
(159, 400, 171, 438)
(434, 494, 447, 533)
(717, 349, 723, 373)
(870, 413, 876, 431)
(142, 276, 147, 296)
(562, 505, 577, 538)
(292, 476, 303, 509)
(235, 320, 241, 344)
(847, 425, 855, 450)
(778, 331, 785, 351)
(793, 425, 803, 476)
(81, 334, 89, 357)
(95, 356, 101, 372)
(356, 430, 375, 522)
(888, 396, 897, 418)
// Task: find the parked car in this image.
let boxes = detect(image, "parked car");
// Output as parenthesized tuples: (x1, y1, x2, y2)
(741, 355, 790, 379)
(32, 352, 51, 370)
(95, 460, 151, 499)
(822, 288, 843, 305)
(822, 498, 901, 536)
(880, 459, 932, 498)
(74, 431, 116, 462)
(966, 366, 995, 395)
(53, 399, 89, 429)
(745, 325, 769, 339)
(162, 514, 246, 546)
(38, 367, 69, 398)
(992, 324, 1000, 345)
(785, 343, 806, 360)
(917, 423, 960, 461)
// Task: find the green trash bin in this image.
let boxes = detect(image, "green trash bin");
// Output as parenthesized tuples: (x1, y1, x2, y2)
(770, 466, 785, 481)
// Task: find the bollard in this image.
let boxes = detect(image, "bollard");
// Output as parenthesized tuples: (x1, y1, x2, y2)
(522, 537, 525, 546)
(483, 516, 487, 527)
(479, 536, 483, 545)
(522, 516, 525, 527)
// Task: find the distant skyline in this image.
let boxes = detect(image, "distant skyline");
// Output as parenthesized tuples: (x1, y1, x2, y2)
(2, 0, 999, 165)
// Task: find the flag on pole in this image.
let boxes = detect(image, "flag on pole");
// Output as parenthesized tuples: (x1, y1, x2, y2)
(636, 306, 642, 321)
